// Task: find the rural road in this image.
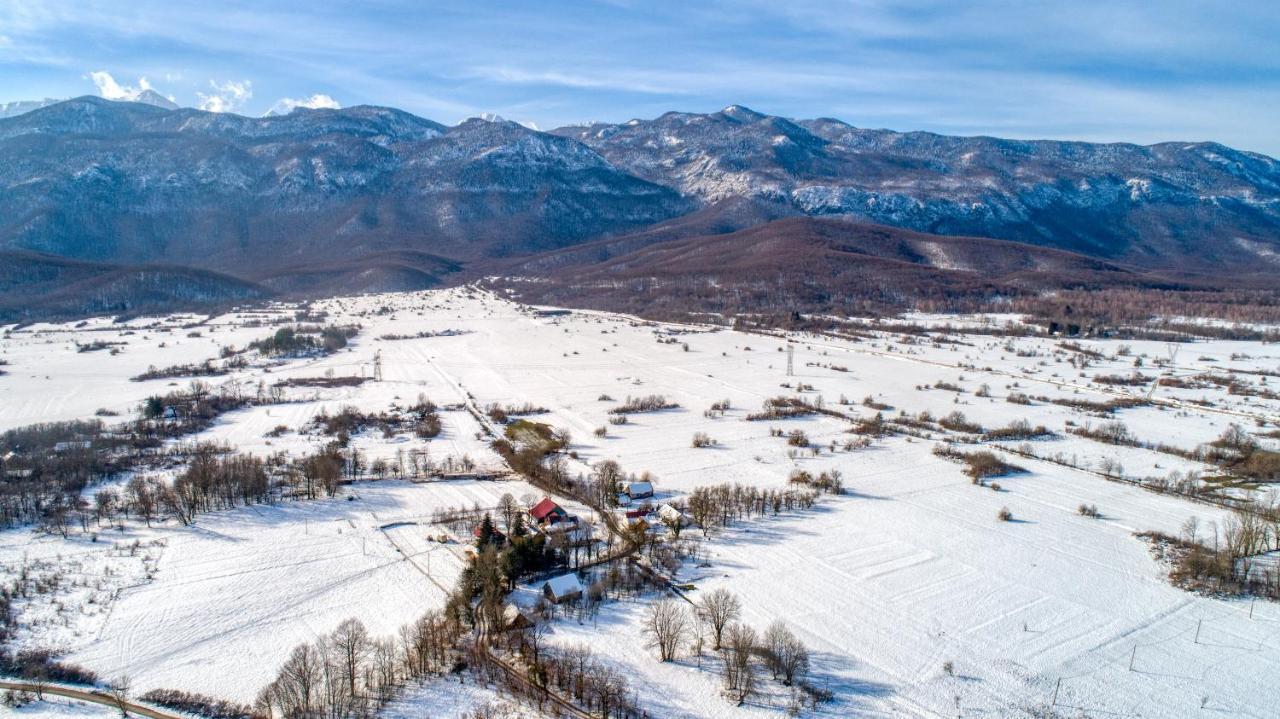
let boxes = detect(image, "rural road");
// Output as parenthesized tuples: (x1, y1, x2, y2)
(0, 679, 186, 719)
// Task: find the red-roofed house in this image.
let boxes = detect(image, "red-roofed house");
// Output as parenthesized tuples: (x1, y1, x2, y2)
(529, 497, 569, 525)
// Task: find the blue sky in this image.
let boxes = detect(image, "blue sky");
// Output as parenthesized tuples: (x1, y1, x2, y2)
(1, 0, 1277, 155)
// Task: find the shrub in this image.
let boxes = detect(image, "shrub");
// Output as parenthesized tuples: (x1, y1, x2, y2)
(997, 506, 1013, 522)
(692, 432, 716, 448)
(1077, 503, 1100, 518)
(594, 426, 608, 438)
(786, 429, 809, 447)
(609, 395, 679, 414)
(139, 689, 261, 719)
(982, 419, 1052, 441)
(939, 411, 982, 434)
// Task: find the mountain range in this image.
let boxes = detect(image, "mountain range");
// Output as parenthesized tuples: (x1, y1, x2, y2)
(0, 96, 1277, 321)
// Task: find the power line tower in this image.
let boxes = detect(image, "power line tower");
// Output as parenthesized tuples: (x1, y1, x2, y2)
(786, 344, 794, 377)
(373, 350, 384, 382)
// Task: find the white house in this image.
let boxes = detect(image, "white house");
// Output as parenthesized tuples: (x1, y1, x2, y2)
(626, 481, 654, 500)
(542, 572, 584, 604)
(657, 503, 689, 527)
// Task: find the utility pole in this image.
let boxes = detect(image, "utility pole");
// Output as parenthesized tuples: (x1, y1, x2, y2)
(374, 350, 384, 382)
(786, 344, 794, 377)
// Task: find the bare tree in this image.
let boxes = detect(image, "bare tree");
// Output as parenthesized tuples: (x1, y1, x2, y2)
(498, 492, 520, 534)
(721, 623, 757, 705)
(329, 618, 370, 711)
(108, 676, 132, 718)
(762, 620, 810, 686)
(697, 587, 741, 650)
(275, 642, 322, 717)
(644, 598, 690, 661)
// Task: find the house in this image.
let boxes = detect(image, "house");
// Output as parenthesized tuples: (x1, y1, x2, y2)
(529, 497, 570, 525)
(657, 504, 689, 527)
(624, 508, 649, 524)
(472, 523, 506, 544)
(500, 603, 535, 632)
(53, 440, 92, 453)
(542, 572, 584, 604)
(626, 481, 654, 500)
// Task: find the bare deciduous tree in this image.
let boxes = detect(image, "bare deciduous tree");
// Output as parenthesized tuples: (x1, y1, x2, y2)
(762, 620, 810, 686)
(722, 622, 757, 704)
(698, 587, 741, 650)
(644, 597, 690, 661)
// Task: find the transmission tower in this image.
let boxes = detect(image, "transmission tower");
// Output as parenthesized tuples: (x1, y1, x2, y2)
(373, 350, 384, 382)
(786, 344, 794, 377)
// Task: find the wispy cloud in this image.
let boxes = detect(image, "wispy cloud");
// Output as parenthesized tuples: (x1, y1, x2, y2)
(1, 1, 1276, 155)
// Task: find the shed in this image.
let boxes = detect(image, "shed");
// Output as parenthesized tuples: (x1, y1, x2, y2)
(542, 573, 584, 604)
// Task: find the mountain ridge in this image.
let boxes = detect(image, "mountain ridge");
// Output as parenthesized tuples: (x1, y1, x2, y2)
(1, 96, 1277, 321)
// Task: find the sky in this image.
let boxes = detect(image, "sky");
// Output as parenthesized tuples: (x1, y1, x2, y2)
(1, 0, 1277, 155)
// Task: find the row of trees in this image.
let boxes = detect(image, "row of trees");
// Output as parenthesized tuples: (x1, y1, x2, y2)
(257, 612, 463, 719)
(643, 589, 816, 707)
(685, 482, 822, 536)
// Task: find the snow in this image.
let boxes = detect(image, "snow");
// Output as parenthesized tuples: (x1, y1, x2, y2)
(3, 286, 1280, 716)
(543, 572, 584, 601)
(5, 697, 121, 719)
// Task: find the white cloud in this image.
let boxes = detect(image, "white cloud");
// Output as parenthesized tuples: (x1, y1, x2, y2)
(197, 79, 252, 113)
(88, 70, 157, 100)
(265, 93, 340, 116)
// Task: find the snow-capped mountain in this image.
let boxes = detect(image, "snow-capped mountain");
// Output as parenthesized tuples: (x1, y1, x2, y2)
(1, 96, 1278, 318)
(0, 97, 690, 279)
(0, 97, 63, 119)
(552, 106, 1280, 270)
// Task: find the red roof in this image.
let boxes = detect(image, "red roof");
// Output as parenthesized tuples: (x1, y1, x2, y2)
(529, 497, 565, 521)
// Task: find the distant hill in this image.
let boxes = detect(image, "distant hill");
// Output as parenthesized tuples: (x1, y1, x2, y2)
(486, 216, 1218, 317)
(0, 251, 268, 323)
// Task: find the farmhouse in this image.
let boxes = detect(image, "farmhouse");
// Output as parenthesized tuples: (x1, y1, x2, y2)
(529, 497, 570, 525)
(542, 572, 584, 604)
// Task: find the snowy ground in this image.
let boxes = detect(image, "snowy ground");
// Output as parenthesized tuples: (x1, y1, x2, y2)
(4, 696, 120, 719)
(3, 287, 1280, 717)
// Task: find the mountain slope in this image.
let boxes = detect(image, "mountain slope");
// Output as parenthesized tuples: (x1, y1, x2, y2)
(553, 107, 1280, 271)
(488, 216, 1212, 317)
(0, 97, 691, 274)
(0, 251, 269, 322)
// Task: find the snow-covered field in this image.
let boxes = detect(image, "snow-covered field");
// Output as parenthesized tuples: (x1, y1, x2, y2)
(2, 287, 1279, 717)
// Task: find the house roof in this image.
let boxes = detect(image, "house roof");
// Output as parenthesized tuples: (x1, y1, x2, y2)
(627, 481, 654, 495)
(543, 572, 584, 598)
(529, 497, 565, 520)
(657, 504, 685, 522)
